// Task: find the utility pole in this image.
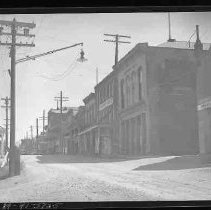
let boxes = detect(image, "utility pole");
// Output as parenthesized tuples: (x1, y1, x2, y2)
(30, 125, 33, 139)
(167, 13, 175, 42)
(39, 110, 47, 134)
(36, 118, 39, 150)
(1, 97, 11, 152)
(0, 18, 35, 177)
(104, 33, 131, 65)
(54, 91, 69, 154)
(36, 118, 39, 138)
(96, 67, 99, 85)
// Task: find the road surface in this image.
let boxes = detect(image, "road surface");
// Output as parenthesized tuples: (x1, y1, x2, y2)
(0, 154, 211, 202)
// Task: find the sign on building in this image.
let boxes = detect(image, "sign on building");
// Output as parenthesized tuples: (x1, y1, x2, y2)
(198, 99, 211, 111)
(99, 97, 113, 111)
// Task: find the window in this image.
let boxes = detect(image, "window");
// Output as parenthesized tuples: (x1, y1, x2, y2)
(107, 84, 109, 99)
(120, 79, 125, 109)
(110, 80, 113, 97)
(131, 71, 136, 104)
(126, 75, 130, 107)
(137, 67, 142, 101)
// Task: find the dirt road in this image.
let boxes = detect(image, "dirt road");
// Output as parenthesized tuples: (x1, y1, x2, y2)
(0, 154, 211, 202)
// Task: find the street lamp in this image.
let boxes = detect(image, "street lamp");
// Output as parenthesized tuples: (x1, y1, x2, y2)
(77, 49, 88, 63)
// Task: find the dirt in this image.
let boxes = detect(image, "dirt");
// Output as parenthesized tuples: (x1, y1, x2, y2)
(0, 154, 211, 202)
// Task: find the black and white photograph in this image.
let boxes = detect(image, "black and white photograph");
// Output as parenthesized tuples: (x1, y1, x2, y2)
(0, 10, 211, 204)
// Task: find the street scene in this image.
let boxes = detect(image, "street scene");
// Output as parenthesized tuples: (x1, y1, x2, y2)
(1, 12, 211, 202)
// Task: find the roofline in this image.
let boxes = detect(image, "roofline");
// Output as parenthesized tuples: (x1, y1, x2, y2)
(94, 68, 117, 90)
(83, 92, 95, 104)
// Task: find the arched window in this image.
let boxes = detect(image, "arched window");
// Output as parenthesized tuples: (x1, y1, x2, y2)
(137, 67, 142, 101)
(126, 75, 130, 107)
(131, 71, 136, 104)
(120, 79, 125, 109)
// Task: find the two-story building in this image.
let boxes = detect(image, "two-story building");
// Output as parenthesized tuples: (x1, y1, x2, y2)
(115, 42, 200, 155)
(74, 93, 97, 155)
(94, 69, 119, 157)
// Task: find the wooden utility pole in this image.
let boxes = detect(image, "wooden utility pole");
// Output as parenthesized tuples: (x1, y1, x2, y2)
(0, 18, 35, 177)
(54, 91, 69, 154)
(39, 110, 47, 134)
(30, 125, 33, 139)
(1, 97, 11, 151)
(104, 33, 131, 65)
(96, 67, 99, 85)
(36, 118, 39, 138)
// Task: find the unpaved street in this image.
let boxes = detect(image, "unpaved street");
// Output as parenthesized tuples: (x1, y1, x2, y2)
(0, 154, 211, 202)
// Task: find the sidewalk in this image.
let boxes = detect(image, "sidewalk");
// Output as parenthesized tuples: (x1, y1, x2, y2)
(0, 159, 9, 180)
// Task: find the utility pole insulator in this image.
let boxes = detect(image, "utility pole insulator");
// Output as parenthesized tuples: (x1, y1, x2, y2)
(104, 33, 131, 66)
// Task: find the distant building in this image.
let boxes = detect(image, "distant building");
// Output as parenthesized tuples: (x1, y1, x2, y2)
(46, 107, 75, 153)
(77, 93, 97, 155)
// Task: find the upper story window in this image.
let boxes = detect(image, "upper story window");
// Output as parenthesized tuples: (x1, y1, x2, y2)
(137, 67, 142, 101)
(126, 75, 130, 107)
(131, 71, 136, 104)
(107, 83, 109, 98)
(120, 79, 125, 109)
(110, 80, 113, 97)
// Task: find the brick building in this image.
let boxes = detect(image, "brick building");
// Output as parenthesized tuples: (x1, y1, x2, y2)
(94, 69, 119, 157)
(46, 107, 74, 153)
(115, 42, 200, 155)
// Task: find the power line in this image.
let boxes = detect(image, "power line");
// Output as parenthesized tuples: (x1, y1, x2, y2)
(104, 33, 131, 65)
(35, 53, 79, 81)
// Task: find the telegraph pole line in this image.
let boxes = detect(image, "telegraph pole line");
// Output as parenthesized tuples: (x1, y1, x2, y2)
(104, 33, 131, 65)
(36, 118, 39, 138)
(1, 97, 11, 153)
(54, 91, 69, 154)
(30, 125, 33, 139)
(0, 18, 35, 177)
(39, 110, 48, 134)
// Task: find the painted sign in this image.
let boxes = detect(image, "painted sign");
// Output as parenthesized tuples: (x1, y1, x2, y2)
(198, 100, 211, 111)
(99, 97, 113, 111)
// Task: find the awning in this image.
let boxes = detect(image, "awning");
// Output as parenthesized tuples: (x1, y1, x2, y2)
(78, 124, 111, 136)
(78, 125, 98, 136)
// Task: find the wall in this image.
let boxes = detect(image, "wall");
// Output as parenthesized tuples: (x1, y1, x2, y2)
(147, 47, 199, 155)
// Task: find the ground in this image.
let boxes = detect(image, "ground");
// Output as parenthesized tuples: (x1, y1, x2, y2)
(0, 154, 211, 202)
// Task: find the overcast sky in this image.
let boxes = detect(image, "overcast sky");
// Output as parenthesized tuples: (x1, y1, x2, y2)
(0, 12, 211, 143)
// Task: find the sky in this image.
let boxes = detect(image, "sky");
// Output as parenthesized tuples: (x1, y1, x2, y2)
(0, 12, 211, 143)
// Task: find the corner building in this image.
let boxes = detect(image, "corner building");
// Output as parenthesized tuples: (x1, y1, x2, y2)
(115, 43, 199, 155)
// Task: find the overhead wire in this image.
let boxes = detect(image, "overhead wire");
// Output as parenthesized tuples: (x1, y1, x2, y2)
(35, 52, 80, 81)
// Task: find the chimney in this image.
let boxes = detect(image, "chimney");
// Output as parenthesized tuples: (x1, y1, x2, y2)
(194, 25, 203, 50)
(167, 12, 176, 42)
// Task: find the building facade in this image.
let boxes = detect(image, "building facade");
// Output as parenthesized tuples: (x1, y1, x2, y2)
(46, 107, 74, 153)
(115, 42, 199, 155)
(94, 70, 119, 156)
(76, 93, 97, 155)
(115, 44, 148, 155)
